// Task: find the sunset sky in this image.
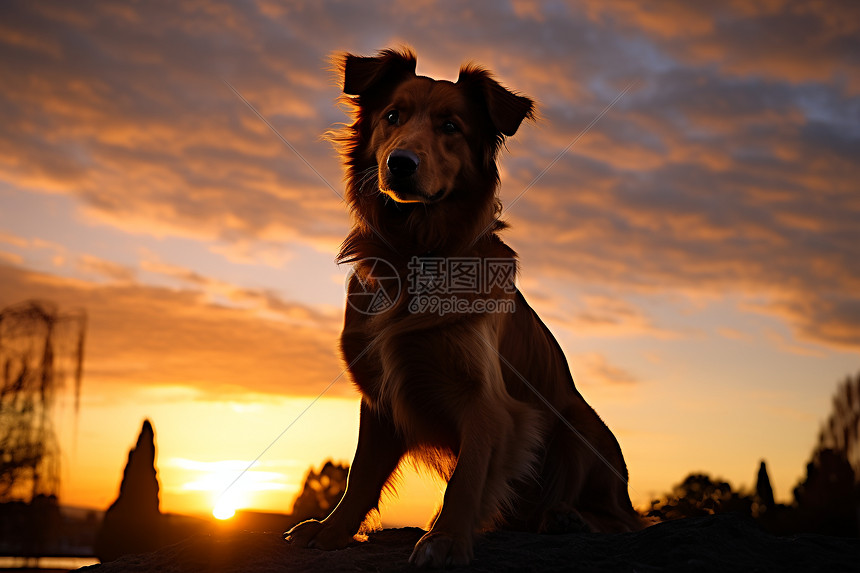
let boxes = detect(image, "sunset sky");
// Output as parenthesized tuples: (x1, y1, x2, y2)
(1, 1, 858, 525)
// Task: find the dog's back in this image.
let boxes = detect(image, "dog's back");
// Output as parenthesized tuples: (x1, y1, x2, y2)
(499, 290, 642, 532)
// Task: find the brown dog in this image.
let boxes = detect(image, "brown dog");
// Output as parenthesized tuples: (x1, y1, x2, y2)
(286, 48, 641, 567)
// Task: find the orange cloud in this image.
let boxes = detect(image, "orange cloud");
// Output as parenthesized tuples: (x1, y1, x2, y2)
(0, 250, 24, 265)
(1, 0, 857, 358)
(521, 287, 681, 341)
(572, 352, 639, 386)
(583, 1, 860, 88)
(77, 254, 137, 284)
(0, 262, 346, 398)
(0, 2, 348, 255)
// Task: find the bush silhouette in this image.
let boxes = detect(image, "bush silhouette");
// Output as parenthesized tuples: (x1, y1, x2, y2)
(288, 460, 348, 525)
(648, 473, 752, 521)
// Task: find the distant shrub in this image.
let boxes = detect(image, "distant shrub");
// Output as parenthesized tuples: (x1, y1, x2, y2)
(647, 473, 752, 521)
(288, 460, 349, 524)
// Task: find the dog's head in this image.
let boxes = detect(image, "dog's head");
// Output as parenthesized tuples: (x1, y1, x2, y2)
(334, 48, 533, 256)
(338, 48, 533, 205)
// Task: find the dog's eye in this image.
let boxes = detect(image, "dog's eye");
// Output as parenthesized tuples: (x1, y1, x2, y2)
(386, 110, 399, 125)
(442, 120, 459, 134)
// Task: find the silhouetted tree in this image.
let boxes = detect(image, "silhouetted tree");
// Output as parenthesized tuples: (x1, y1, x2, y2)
(0, 300, 85, 503)
(792, 448, 858, 536)
(755, 461, 774, 507)
(753, 460, 775, 518)
(0, 300, 85, 558)
(95, 420, 165, 562)
(817, 373, 860, 479)
(288, 460, 348, 526)
(781, 373, 860, 537)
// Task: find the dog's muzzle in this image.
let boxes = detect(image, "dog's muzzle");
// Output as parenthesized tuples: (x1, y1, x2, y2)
(383, 149, 444, 202)
(387, 149, 420, 179)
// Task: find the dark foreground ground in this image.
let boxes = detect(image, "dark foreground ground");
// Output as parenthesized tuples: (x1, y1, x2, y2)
(78, 514, 860, 572)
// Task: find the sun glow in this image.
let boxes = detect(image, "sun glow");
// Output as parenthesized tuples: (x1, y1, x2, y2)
(210, 487, 244, 521)
(165, 457, 301, 520)
(213, 498, 237, 520)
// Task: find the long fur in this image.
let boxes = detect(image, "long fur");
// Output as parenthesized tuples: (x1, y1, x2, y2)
(286, 48, 642, 568)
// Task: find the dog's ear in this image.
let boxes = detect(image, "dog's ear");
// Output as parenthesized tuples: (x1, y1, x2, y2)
(457, 65, 534, 137)
(341, 48, 417, 96)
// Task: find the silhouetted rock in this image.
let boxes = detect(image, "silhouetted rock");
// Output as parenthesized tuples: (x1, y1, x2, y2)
(94, 420, 165, 562)
(78, 513, 860, 572)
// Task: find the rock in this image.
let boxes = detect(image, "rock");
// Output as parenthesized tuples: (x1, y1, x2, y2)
(94, 420, 164, 562)
(79, 513, 860, 572)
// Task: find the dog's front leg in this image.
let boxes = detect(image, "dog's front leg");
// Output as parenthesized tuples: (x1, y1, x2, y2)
(286, 399, 404, 549)
(409, 426, 492, 568)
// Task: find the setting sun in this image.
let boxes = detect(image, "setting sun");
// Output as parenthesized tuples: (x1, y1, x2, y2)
(168, 457, 290, 517)
(213, 499, 236, 521)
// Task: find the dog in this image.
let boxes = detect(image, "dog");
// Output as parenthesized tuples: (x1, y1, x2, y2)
(286, 48, 642, 568)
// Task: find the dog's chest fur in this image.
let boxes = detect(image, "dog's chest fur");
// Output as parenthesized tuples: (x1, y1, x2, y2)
(341, 248, 516, 449)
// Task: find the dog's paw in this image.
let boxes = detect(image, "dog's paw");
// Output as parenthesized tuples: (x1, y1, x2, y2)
(539, 506, 592, 534)
(284, 519, 325, 546)
(409, 530, 473, 568)
(284, 519, 355, 550)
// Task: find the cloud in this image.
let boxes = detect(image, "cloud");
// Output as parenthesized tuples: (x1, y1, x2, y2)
(0, 0, 857, 355)
(0, 231, 29, 248)
(495, 29, 859, 351)
(582, 1, 860, 90)
(77, 254, 137, 283)
(758, 293, 860, 352)
(0, 261, 347, 398)
(518, 285, 681, 340)
(572, 352, 639, 386)
(0, 250, 24, 265)
(0, 0, 348, 251)
(569, 294, 680, 339)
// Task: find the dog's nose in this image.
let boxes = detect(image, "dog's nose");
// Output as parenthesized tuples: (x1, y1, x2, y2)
(387, 149, 419, 178)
